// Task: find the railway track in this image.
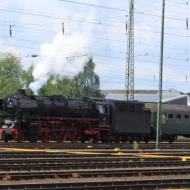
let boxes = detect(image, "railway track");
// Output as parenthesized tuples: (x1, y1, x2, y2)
(0, 156, 182, 163)
(1, 151, 189, 158)
(1, 141, 190, 149)
(1, 176, 190, 189)
(1, 148, 190, 189)
(1, 166, 190, 180)
(0, 152, 189, 171)
(1, 160, 190, 171)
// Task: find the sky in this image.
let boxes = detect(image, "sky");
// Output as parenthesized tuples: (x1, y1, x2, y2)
(0, 0, 190, 92)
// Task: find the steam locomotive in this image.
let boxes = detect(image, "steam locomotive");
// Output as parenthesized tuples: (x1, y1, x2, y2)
(0, 89, 151, 143)
(0, 89, 190, 143)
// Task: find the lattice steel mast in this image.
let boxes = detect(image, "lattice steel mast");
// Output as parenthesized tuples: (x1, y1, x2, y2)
(125, 0, 134, 100)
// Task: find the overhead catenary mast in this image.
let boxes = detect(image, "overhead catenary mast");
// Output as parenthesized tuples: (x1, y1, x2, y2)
(125, 0, 134, 100)
(156, 0, 166, 150)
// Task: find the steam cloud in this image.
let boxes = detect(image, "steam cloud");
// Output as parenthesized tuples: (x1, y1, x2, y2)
(29, 33, 90, 94)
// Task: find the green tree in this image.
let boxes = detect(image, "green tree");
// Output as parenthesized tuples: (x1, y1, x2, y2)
(74, 58, 102, 97)
(0, 53, 23, 98)
(38, 74, 75, 97)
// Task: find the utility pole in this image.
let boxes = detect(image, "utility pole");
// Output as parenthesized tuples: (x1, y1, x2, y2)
(9, 25, 12, 37)
(62, 23, 64, 35)
(156, 0, 165, 150)
(125, 0, 134, 100)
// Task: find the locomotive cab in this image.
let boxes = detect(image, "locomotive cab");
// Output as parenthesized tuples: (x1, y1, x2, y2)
(96, 102, 112, 126)
(94, 100, 113, 142)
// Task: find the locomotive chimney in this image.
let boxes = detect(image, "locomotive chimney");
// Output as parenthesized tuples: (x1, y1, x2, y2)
(17, 89, 26, 96)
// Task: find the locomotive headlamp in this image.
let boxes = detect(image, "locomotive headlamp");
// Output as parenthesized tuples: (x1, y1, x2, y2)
(6, 97, 17, 108)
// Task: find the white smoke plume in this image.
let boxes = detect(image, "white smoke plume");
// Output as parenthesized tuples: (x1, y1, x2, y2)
(29, 33, 91, 94)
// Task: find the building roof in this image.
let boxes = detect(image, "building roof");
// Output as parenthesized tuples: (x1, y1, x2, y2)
(145, 102, 190, 112)
(162, 95, 188, 103)
(103, 89, 188, 104)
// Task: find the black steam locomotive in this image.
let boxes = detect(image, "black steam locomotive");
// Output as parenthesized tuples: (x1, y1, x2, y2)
(0, 89, 151, 143)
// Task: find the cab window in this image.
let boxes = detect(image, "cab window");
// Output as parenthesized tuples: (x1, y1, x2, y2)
(162, 114, 167, 124)
(98, 105, 105, 114)
(184, 115, 189, 119)
(168, 114, 173, 119)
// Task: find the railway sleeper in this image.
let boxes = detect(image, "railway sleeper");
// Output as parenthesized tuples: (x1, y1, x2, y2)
(1, 178, 190, 190)
(1, 168, 190, 181)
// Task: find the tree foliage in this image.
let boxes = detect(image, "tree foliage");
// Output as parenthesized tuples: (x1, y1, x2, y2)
(74, 58, 102, 97)
(0, 53, 36, 98)
(38, 75, 75, 96)
(0, 53, 23, 98)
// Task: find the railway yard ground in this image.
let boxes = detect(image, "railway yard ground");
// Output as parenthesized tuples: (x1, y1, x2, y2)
(1, 142, 190, 189)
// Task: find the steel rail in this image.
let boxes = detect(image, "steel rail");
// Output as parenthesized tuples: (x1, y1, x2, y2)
(0, 160, 190, 171)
